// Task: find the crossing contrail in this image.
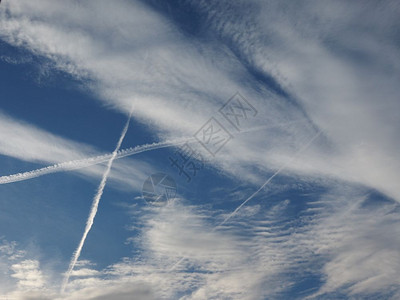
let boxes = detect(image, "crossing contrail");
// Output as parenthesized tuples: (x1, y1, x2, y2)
(0, 119, 306, 185)
(0, 139, 190, 185)
(61, 112, 132, 293)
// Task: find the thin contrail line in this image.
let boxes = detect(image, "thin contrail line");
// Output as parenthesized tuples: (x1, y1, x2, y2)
(0, 139, 191, 185)
(217, 130, 322, 227)
(61, 112, 132, 293)
(169, 130, 322, 271)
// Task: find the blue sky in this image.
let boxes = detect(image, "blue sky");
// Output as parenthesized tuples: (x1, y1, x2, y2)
(0, 0, 400, 299)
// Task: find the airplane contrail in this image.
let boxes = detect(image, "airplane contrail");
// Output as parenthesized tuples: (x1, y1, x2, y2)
(0, 119, 307, 185)
(217, 130, 322, 227)
(61, 112, 132, 293)
(0, 139, 190, 185)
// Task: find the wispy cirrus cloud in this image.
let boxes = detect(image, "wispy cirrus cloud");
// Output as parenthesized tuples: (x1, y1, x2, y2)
(190, 0, 400, 200)
(1, 0, 399, 204)
(2, 183, 400, 299)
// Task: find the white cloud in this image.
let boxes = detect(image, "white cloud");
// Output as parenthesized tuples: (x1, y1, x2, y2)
(69, 268, 99, 278)
(0, 110, 97, 164)
(306, 192, 400, 298)
(1, 185, 400, 299)
(11, 260, 46, 290)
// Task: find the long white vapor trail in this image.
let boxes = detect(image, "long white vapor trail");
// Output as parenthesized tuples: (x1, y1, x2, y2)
(0, 119, 307, 185)
(61, 112, 132, 293)
(0, 139, 190, 185)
